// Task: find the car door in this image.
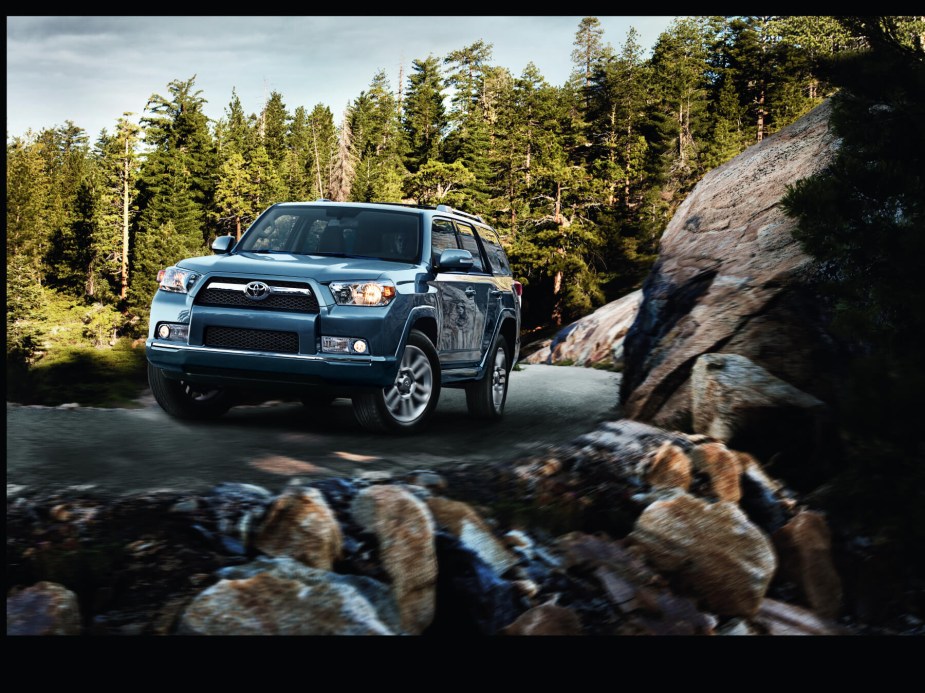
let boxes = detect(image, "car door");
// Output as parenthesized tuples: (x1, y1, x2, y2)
(430, 218, 490, 365)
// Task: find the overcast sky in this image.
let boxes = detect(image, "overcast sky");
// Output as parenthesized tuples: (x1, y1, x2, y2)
(6, 16, 678, 141)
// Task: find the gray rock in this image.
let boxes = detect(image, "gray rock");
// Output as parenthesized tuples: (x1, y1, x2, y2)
(7, 581, 82, 636)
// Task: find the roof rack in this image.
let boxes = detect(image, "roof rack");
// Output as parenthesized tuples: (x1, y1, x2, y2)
(310, 199, 486, 224)
(435, 204, 485, 224)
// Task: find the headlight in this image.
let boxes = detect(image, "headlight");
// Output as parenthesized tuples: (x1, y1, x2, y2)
(157, 267, 199, 294)
(329, 280, 396, 306)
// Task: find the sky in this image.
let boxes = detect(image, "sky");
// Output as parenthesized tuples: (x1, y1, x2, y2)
(6, 16, 679, 141)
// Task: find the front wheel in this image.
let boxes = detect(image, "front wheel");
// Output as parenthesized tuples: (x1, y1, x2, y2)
(352, 329, 441, 433)
(465, 336, 510, 420)
(147, 362, 232, 420)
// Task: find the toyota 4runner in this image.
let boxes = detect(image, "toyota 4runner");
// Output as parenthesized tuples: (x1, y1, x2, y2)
(145, 201, 522, 432)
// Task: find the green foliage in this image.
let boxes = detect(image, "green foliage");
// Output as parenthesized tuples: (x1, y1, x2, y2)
(782, 16, 925, 550)
(7, 338, 149, 407)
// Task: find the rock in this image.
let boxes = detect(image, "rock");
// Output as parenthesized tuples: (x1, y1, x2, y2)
(621, 100, 841, 432)
(739, 458, 790, 534)
(524, 289, 643, 368)
(351, 484, 437, 634)
(429, 531, 524, 636)
(689, 353, 834, 487)
(203, 482, 274, 553)
(215, 556, 402, 633)
(179, 572, 393, 635)
(753, 598, 849, 635)
(256, 487, 343, 570)
(645, 442, 693, 492)
(501, 603, 583, 635)
(629, 492, 777, 616)
(7, 581, 82, 635)
(691, 353, 825, 440)
(574, 419, 693, 476)
(406, 470, 447, 493)
(427, 496, 519, 576)
(772, 510, 843, 619)
(689, 442, 743, 503)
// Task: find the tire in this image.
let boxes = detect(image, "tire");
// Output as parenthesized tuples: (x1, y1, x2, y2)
(466, 335, 510, 420)
(352, 329, 441, 433)
(147, 362, 232, 420)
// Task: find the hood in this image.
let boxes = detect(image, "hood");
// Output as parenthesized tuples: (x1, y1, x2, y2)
(176, 252, 420, 282)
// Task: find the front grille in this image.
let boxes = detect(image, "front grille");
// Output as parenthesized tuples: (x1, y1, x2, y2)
(195, 278, 318, 313)
(204, 326, 299, 354)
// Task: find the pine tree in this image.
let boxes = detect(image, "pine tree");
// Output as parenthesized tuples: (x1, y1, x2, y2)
(648, 17, 712, 195)
(401, 56, 447, 173)
(443, 41, 495, 207)
(307, 104, 337, 199)
(349, 71, 407, 203)
(6, 132, 54, 274)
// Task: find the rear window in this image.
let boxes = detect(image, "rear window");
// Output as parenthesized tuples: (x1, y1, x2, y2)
(238, 206, 421, 263)
(475, 226, 512, 276)
(455, 222, 486, 273)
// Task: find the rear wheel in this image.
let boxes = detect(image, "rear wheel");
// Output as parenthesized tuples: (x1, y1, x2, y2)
(147, 362, 232, 420)
(466, 336, 510, 420)
(352, 329, 440, 433)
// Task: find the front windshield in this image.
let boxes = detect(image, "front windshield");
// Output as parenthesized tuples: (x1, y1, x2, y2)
(236, 205, 421, 263)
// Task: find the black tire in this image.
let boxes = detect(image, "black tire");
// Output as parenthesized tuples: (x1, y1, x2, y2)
(352, 329, 441, 433)
(466, 335, 510, 420)
(147, 362, 232, 420)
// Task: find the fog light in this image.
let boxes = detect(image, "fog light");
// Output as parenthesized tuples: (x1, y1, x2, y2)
(156, 323, 189, 342)
(321, 336, 370, 355)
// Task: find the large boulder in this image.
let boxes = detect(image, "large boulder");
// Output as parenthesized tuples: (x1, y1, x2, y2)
(524, 289, 642, 368)
(7, 581, 82, 636)
(620, 100, 841, 433)
(255, 487, 343, 570)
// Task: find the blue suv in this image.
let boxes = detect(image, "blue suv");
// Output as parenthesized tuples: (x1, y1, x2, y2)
(145, 201, 522, 432)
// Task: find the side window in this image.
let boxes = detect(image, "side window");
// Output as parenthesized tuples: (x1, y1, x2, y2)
(431, 219, 460, 264)
(475, 226, 512, 276)
(455, 222, 486, 273)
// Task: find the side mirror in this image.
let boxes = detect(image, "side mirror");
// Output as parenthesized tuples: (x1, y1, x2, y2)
(436, 248, 474, 271)
(211, 235, 235, 254)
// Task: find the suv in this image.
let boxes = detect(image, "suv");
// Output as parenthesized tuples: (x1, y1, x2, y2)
(145, 201, 522, 432)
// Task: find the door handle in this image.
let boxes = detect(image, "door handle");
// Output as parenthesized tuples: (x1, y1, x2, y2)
(465, 287, 476, 299)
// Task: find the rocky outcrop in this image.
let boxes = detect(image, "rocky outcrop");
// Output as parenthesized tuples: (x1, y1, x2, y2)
(524, 289, 642, 368)
(621, 100, 841, 435)
(5, 428, 877, 636)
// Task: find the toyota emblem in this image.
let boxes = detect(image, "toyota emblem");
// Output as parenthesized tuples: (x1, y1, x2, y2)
(244, 281, 271, 300)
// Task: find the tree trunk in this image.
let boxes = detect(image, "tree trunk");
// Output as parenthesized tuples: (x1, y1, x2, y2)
(120, 139, 130, 301)
(235, 216, 242, 241)
(756, 88, 766, 142)
(311, 120, 323, 198)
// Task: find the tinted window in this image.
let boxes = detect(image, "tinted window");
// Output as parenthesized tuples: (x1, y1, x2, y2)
(431, 219, 460, 264)
(455, 222, 486, 273)
(475, 226, 512, 276)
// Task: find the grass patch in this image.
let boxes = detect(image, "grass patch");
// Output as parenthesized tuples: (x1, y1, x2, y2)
(7, 338, 149, 407)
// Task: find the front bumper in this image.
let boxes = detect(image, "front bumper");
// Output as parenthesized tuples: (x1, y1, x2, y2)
(147, 339, 399, 389)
